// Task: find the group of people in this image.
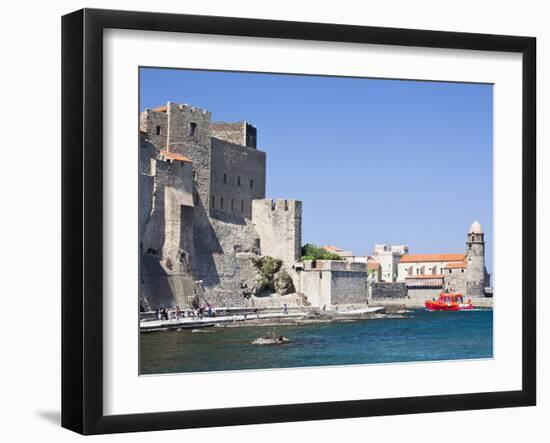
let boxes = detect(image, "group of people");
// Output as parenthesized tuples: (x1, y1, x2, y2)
(155, 304, 216, 321)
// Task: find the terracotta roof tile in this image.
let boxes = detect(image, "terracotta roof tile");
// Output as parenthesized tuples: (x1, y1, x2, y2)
(367, 262, 380, 271)
(323, 245, 343, 252)
(159, 150, 192, 163)
(405, 274, 444, 279)
(443, 261, 467, 269)
(152, 105, 167, 112)
(400, 253, 465, 263)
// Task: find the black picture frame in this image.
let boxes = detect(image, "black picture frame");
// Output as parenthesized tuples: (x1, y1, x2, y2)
(62, 8, 536, 435)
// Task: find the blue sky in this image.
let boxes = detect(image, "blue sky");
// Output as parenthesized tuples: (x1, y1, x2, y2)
(140, 68, 493, 273)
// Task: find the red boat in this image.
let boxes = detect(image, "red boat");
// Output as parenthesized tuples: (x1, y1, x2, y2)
(425, 292, 473, 311)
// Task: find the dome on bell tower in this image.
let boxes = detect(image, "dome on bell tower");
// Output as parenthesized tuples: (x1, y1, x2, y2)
(468, 220, 483, 234)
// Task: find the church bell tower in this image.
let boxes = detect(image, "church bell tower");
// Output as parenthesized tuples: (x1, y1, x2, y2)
(466, 220, 486, 297)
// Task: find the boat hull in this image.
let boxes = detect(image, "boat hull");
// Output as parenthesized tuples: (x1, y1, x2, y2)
(425, 301, 473, 311)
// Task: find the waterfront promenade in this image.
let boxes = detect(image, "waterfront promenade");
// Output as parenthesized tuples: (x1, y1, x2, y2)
(140, 306, 385, 332)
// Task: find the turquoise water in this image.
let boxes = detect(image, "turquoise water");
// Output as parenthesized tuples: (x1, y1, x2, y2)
(140, 309, 493, 375)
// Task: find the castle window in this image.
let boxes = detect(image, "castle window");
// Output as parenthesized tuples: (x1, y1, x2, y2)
(241, 200, 244, 212)
(461, 269, 465, 273)
(193, 170, 197, 181)
(231, 199, 234, 211)
(211, 195, 215, 208)
(220, 197, 224, 210)
(449, 269, 453, 274)
(188, 122, 197, 136)
(237, 176, 241, 186)
(250, 179, 254, 189)
(223, 173, 227, 184)
(155, 126, 161, 135)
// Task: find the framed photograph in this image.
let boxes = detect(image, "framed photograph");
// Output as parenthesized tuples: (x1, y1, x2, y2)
(62, 8, 536, 435)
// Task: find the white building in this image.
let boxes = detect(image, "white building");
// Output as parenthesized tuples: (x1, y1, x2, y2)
(372, 244, 409, 282)
(396, 253, 466, 282)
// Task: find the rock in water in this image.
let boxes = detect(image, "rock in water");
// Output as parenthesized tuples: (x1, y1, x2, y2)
(252, 335, 290, 345)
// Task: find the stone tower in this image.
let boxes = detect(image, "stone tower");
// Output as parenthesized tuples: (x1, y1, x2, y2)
(466, 220, 486, 297)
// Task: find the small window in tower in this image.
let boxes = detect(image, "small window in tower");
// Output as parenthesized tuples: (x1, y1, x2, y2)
(250, 179, 254, 189)
(461, 269, 465, 273)
(237, 176, 241, 186)
(471, 235, 475, 241)
(241, 200, 244, 212)
(220, 197, 224, 210)
(193, 170, 197, 181)
(223, 173, 227, 184)
(155, 126, 161, 135)
(188, 122, 197, 136)
(211, 195, 215, 208)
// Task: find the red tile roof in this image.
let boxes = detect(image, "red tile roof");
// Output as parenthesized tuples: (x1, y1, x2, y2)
(152, 105, 167, 113)
(399, 253, 465, 263)
(444, 261, 467, 269)
(139, 128, 147, 134)
(405, 274, 444, 279)
(323, 245, 343, 252)
(159, 150, 192, 163)
(367, 262, 380, 271)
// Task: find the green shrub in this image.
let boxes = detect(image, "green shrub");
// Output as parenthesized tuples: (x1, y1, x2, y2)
(251, 256, 283, 294)
(300, 243, 343, 261)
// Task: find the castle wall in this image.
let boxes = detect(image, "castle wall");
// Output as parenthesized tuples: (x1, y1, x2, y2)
(140, 109, 168, 148)
(210, 138, 266, 218)
(252, 199, 302, 266)
(165, 103, 213, 214)
(370, 282, 408, 300)
(139, 140, 197, 309)
(298, 270, 333, 308)
(330, 270, 369, 304)
(211, 121, 257, 148)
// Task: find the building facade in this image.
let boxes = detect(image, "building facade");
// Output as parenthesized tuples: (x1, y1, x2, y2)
(372, 244, 409, 282)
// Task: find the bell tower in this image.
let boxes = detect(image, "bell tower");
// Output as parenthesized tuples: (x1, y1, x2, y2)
(466, 220, 486, 297)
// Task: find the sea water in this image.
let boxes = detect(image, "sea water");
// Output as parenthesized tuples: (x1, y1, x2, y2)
(140, 309, 493, 375)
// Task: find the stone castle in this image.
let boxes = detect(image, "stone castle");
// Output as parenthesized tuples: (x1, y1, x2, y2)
(139, 102, 302, 310)
(139, 101, 491, 310)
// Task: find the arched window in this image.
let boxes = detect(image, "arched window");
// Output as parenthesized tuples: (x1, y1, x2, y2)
(188, 122, 197, 136)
